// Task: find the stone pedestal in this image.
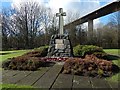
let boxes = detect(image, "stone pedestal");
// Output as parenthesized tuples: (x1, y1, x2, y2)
(47, 34, 73, 57)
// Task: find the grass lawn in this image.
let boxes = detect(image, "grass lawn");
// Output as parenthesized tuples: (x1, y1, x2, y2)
(104, 49, 120, 83)
(104, 49, 120, 66)
(0, 84, 33, 89)
(0, 50, 30, 62)
(0, 46, 48, 62)
(104, 49, 119, 55)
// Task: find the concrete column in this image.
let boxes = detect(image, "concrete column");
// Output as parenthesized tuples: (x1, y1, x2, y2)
(88, 20, 93, 40)
(69, 25, 76, 46)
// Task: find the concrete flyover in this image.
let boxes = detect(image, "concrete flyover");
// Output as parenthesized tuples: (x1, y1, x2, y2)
(64, 0, 120, 39)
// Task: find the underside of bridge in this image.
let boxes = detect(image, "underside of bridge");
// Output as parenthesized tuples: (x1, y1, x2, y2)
(64, 0, 120, 43)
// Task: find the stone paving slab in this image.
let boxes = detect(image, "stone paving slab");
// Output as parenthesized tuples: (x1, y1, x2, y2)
(2, 64, 117, 89)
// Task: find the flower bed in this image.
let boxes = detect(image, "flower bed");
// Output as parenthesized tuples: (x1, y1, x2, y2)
(2, 48, 48, 71)
(41, 57, 68, 62)
(2, 56, 43, 71)
(2, 47, 119, 75)
(62, 54, 119, 77)
(2, 55, 68, 71)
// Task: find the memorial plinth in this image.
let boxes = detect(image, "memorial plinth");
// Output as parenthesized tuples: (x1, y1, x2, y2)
(47, 34, 73, 57)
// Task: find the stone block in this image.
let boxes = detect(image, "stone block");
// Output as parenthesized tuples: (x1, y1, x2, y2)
(58, 49, 64, 52)
(65, 49, 71, 53)
(55, 39, 63, 44)
(50, 40, 55, 44)
(63, 53, 71, 57)
(55, 44, 64, 49)
(64, 40, 70, 45)
(47, 34, 73, 57)
(54, 49, 58, 53)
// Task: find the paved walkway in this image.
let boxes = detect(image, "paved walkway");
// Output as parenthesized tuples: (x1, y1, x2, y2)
(2, 63, 118, 89)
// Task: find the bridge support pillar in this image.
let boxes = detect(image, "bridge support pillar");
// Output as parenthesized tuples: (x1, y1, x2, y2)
(88, 20, 93, 42)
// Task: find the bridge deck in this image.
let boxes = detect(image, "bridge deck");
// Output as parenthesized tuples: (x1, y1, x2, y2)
(2, 63, 118, 90)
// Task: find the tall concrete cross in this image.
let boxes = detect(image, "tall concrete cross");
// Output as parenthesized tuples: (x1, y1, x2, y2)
(56, 8, 66, 35)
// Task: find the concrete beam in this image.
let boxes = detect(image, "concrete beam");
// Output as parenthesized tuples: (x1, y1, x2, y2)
(64, 1, 120, 29)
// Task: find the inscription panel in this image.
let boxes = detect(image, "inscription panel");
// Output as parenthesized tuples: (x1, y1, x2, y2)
(55, 44, 64, 49)
(55, 39, 63, 44)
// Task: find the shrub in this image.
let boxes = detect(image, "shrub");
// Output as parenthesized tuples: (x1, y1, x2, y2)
(2, 46, 49, 71)
(24, 50, 44, 57)
(24, 47, 48, 57)
(34, 46, 48, 56)
(2, 60, 11, 69)
(34, 46, 49, 50)
(73, 45, 107, 58)
(2, 56, 43, 71)
(62, 55, 119, 77)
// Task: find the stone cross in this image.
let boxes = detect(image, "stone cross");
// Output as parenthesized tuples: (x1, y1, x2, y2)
(56, 8, 66, 35)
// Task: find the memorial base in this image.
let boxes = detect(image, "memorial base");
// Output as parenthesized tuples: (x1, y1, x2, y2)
(47, 34, 73, 57)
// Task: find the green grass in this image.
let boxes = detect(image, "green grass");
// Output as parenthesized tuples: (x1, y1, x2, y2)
(104, 49, 119, 55)
(106, 73, 120, 82)
(0, 84, 33, 89)
(0, 50, 21, 53)
(0, 50, 30, 62)
(104, 49, 120, 67)
(103, 49, 120, 83)
(0, 46, 48, 62)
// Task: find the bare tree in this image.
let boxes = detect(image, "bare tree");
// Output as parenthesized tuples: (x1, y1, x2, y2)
(109, 11, 120, 48)
(110, 11, 120, 26)
(2, 8, 15, 49)
(65, 10, 80, 24)
(12, 1, 53, 48)
(65, 10, 87, 46)
(2, 1, 55, 49)
(42, 8, 53, 45)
